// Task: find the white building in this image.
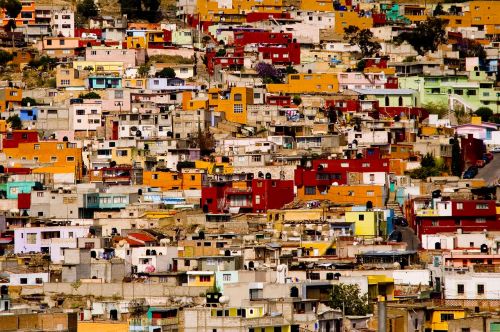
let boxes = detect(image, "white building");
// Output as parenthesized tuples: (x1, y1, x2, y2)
(69, 100, 103, 133)
(445, 272, 500, 300)
(14, 226, 92, 263)
(51, 9, 74, 37)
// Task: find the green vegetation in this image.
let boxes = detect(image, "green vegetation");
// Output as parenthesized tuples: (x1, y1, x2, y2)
(120, 0, 161, 23)
(156, 67, 176, 78)
(79, 91, 101, 99)
(395, 17, 447, 56)
(21, 97, 37, 106)
(474, 107, 494, 122)
(0, 49, 13, 66)
(77, 0, 99, 19)
(7, 114, 22, 129)
(451, 135, 462, 177)
(344, 25, 381, 58)
(330, 283, 371, 316)
(409, 153, 448, 180)
(149, 54, 194, 65)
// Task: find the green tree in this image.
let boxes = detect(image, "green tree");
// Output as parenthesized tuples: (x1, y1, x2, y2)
(474, 107, 493, 122)
(21, 97, 37, 106)
(423, 102, 448, 118)
(76, 0, 98, 19)
(79, 91, 101, 99)
(138, 63, 150, 77)
(0, 49, 13, 66)
(215, 48, 226, 57)
(421, 153, 436, 168)
(7, 114, 22, 129)
(156, 67, 176, 78)
(395, 17, 447, 56)
(433, 3, 445, 16)
(451, 135, 462, 176)
(285, 65, 298, 74)
(292, 95, 302, 106)
(344, 25, 381, 57)
(330, 283, 370, 316)
(120, 0, 161, 23)
(2, 0, 22, 48)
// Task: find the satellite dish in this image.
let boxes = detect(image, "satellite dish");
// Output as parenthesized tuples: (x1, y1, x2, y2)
(219, 296, 230, 304)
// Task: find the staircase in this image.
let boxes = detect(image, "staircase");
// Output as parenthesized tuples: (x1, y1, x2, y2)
(448, 93, 477, 114)
(386, 190, 404, 218)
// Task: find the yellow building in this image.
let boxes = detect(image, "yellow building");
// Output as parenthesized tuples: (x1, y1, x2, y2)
(123, 78, 147, 89)
(195, 160, 233, 175)
(334, 11, 373, 35)
(300, 0, 334, 12)
(187, 271, 215, 287)
(345, 210, 386, 238)
(78, 322, 128, 332)
(470, 1, 500, 36)
(209, 87, 253, 124)
(196, 0, 283, 22)
(0, 120, 7, 132)
(426, 308, 466, 331)
(73, 61, 124, 74)
(367, 275, 395, 302)
(3, 141, 83, 180)
(267, 73, 339, 95)
(297, 184, 385, 207)
(126, 36, 146, 49)
(56, 67, 86, 89)
(143, 170, 203, 191)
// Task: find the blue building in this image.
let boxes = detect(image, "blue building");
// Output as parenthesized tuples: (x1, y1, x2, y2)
(19, 107, 38, 121)
(87, 76, 122, 89)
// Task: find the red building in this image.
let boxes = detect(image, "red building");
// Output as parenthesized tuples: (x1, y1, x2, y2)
(205, 48, 245, 75)
(266, 95, 292, 107)
(461, 134, 485, 169)
(201, 179, 294, 214)
(410, 198, 499, 239)
(294, 154, 390, 189)
(2, 130, 38, 148)
(258, 43, 300, 65)
(233, 31, 292, 46)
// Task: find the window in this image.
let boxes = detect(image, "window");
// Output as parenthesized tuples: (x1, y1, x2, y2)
(223, 274, 231, 282)
(34, 144, 40, 150)
(251, 155, 261, 162)
(26, 233, 37, 244)
(441, 313, 454, 321)
(51, 156, 57, 162)
(457, 284, 464, 294)
(456, 203, 463, 210)
(476, 203, 488, 209)
(234, 93, 242, 101)
(199, 275, 211, 282)
(66, 156, 74, 162)
(35, 278, 43, 284)
(305, 186, 316, 195)
(37, 192, 44, 197)
(477, 284, 484, 295)
(359, 214, 364, 221)
(20, 278, 28, 284)
(233, 104, 243, 113)
(10, 91, 17, 96)
(76, 109, 85, 115)
(367, 191, 374, 196)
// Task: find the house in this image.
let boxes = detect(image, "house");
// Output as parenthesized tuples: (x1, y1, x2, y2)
(51, 9, 74, 37)
(201, 179, 294, 214)
(13, 225, 94, 262)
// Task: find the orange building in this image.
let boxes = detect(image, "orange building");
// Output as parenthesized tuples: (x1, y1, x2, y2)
(334, 11, 373, 35)
(297, 184, 385, 207)
(143, 169, 204, 191)
(3, 141, 83, 180)
(0, 0, 35, 27)
(0, 87, 22, 112)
